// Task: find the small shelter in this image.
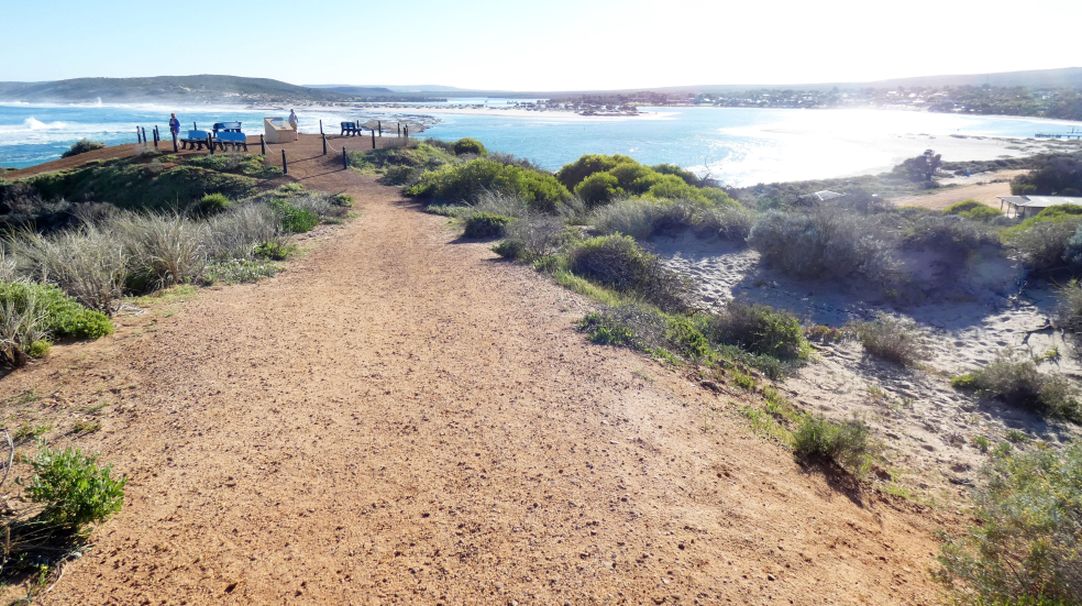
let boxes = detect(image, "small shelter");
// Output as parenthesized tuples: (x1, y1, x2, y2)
(264, 117, 298, 143)
(997, 195, 1082, 219)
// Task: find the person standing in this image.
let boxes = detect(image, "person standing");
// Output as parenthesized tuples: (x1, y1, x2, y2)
(288, 109, 299, 131)
(168, 113, 180, 137)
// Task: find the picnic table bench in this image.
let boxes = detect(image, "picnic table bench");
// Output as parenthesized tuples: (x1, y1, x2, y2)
(179, 129, 212, 150)
(214, 131, 248, 151)
(340, 121, 362, 136)
(213, 121, 243, 133)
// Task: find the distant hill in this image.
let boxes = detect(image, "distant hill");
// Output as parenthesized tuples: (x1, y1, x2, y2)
(0, 75, 348, 104)
(307, 84, 397, 96)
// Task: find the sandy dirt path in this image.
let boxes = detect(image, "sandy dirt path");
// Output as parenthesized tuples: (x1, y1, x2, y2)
(2, 152, 943, 604)
(890, 169, 1025, 210)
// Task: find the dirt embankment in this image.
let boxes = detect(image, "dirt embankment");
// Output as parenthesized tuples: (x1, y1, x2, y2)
(1, 146, 944, 604)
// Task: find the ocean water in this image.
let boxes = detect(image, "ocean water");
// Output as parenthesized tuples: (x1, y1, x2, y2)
(2, 101, 1081, 186)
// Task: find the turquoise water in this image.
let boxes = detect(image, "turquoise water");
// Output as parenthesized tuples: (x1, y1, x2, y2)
(3, 101, 1081, 185)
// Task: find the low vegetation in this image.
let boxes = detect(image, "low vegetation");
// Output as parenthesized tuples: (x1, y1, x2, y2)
(853, 313, 926, 366)
(937, 444, 1081, 605)
(452, 137, 486, 156)
(462, 211, 512, 239)
(1057, 280, 1082, 335)
(567, 235, 689, 310)
(1010, 154, 1082, 196)
(943, 199, 1003, 222)
(952, 353, 1080, 422)
(792, 415, 873, 475)
(590, 197, 751, 241)
(704, 301, 809, 361)
(60, 139, 104, 159)
(1002, 205, 1082, 274)
(406, 158, 571, 213)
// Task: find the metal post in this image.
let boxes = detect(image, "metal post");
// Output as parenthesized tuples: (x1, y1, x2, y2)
(260, 134, 266, 155)
(281, 149, 288, 175)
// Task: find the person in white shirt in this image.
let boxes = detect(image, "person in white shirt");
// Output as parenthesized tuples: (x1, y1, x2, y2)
(288, 109, 299, 131)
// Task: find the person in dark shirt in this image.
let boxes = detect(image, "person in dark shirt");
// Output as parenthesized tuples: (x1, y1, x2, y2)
(168, 113, 180, 136)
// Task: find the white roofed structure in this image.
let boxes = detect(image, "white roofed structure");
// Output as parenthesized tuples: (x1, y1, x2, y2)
(997, 195, 1082, 218)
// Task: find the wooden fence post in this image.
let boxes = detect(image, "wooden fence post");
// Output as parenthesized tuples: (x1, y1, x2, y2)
(397, 123, 401, 137)
(193, 122, 197, 130)
(281, 149, 288, 175)
(207, 133, 214, 155)
(404, 125, 409, 141)
(171, 131, 178, 153)
(371, 129, 376, 149)
(342, 147, 348, 169)
(377, 121, 382, 137)
(322, 134, 327, 156)
(319, 119, 324, 135)
(260, 134, 266, 155)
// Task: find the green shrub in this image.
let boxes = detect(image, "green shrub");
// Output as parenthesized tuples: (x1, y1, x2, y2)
(705, 302, 809, 360)
(190, 193, 231, 217)
(462, 212, 512, 239)
(331, 193, 353, 207)
(0, 281, 113, 340)
(792, 415, 872, 474)
(492, 239, 524, 259)
(61, 139, 105, 159)
(452, 138, 486, 156)
(1010, 155, 1082, 196)
(556, 154, 634, 190)
(575, 172, 625, 208)
(111, 213, 206, 290)
(567, 235, 688, 310)
(271, 200, 319, 233)
(407, 158, 572, 213)
(0, 290, 49, 367)
(8, 224, 128, 313)
(1002, 206, 1082, 273)
(25, 445, 126, 532)
(651, 163, 701, 185)
(591, 197, 752, 241)
(937, 444, 1082, 605)
(854, 313, 926, 366)
(185, 153, 279, 178)
(499, 214, 570, 261)
(1057, 280, 1082, 334)
(204, 259, 280, 284)
(203, 204, 283, 260)
(944, 200, 1002, 221)
(252, 241, 296, 261)
(952, 353, 1080, 421)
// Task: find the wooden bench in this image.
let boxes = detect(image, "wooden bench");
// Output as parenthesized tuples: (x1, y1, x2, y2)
(340, 121, 361, 136)
(180, 129, 212, 150)
(214, 131, 248, 151)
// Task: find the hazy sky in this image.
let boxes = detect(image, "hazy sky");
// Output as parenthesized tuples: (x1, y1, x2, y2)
(1, 0, 1077, 90)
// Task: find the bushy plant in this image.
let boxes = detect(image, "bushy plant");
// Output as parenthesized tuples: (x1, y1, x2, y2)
(705, 301, 809, 360)
(498, 214, 569, 261)
(591, 197, 752, 241)
(190, 192, 231, 217)
(556, 154, 634, 190)
(111, 213, 206, 290)
(60, 139, 105, 159)
(854, 313, 926, 366)
(204, 259, 280, 284)
(792, 415, 872, 474)
(0, 281, 113, 340)
(575, 172, 624, 208)
(567, 235, 689, 310)
(252, 241, 295, 261)
(25, 445, 126, 532)
(271, 200, 319, 233)
(1057, 280, 1082, 334)
(1010, 155, 1082, 195)
(452, 137, 486, 156)
(952, 353, 1080, 421)
(944, 200, 1002, 221)
(8, 225, 128, 313)
(203, 204, 282, 260)
(937, 444, 1082, 605)
(407, 158, 572, 213)
(462, 212, 512, 239)
(902, 213, 999, 255)
(0, 290, 49, 367)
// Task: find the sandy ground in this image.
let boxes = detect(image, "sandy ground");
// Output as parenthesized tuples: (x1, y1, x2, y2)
(0, 141, 944, 604)
(654, 236, 1081, 499)
(890, 170, 1026, 210)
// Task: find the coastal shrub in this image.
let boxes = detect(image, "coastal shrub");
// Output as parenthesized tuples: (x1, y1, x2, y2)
(203, 204, 282, 260)
(749, 209, 898, 283)
(944, 200, 1002, 221)
(567, 235, 689, 310)
(61, 139, 105, 159)
(112, 213, 206, 290)
(1010, 155, 1082, 195)
(271, 200, 319, 233)
(892, 149, 942, 184)
(0, 290, 49, 367)
(252, 241, 295, 261)
(407, 158, 571, 213)
(652, 163, 701, 186)
(1004, 216, 1082, 273)
(1057, 280, 1082, 335)
(936, 444, 1082, 605)
(591, 198, 752, 241)
(854, 313, 926, 366)
(792, 415, 872, 474)
(185, 153, 279, 178)
(204, 259, 280, 284)
(902, 213, 999, 255)
(575, 172, 624, 208)
(497, 214, 569, 261)
(26, 445, 126, 532)
(8, 225, 128, 313)
(462, 212, 512, 239)
(470, 190, 530, 218)
(704, 301, 809, 361)
(190, 192, 231, 217)
(350, 142, 457, 186)
(452, 138, 486, 156)
(556, 154, 634, 190)
(952, 353, 1080, 422)
(0, 281, 113, 340)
